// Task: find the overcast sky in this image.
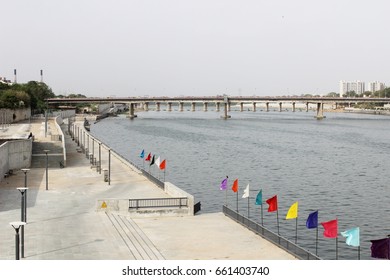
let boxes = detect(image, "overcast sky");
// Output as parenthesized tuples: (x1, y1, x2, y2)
(1, 0, 389, 97)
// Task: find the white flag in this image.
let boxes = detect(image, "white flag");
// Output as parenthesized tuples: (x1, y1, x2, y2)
(242, 184, 250, 198)
(155, 156, 161, 167)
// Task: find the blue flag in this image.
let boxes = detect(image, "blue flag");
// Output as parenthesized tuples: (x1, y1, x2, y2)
(140, 149, 145, 158)
(306, 211, 318, 229)
(341, 227, 360, 247)
(255, 189, 262, 205)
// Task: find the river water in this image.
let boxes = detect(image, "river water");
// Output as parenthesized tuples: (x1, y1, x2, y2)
(90, 108, 390, 260)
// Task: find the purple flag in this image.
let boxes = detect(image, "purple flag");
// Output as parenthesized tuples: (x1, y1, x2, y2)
(370, 238, 390, 259)
(220, 178, 228, 190)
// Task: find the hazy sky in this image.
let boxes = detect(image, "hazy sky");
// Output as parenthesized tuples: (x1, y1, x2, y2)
(1, 0, 389, 97)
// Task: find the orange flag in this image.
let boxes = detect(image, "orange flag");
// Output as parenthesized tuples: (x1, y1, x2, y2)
(159, 159, 166, 170)
(232, 179, 238, 193)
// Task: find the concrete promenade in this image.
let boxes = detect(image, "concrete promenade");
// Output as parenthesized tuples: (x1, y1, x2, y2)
(0, 118, 296, 260)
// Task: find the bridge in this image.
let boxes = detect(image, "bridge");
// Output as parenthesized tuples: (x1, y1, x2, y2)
(47, 96, 390, 119)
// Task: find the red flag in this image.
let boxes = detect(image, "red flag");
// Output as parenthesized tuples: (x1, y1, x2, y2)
(321, 219, 338, 238)
(159, 159, 166, 170)
(231, 179, 238, 193)
(266, 195, 278, 212)
(145, 153, 151, 161)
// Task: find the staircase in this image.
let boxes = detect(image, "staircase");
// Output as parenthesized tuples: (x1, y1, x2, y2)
(106, 213, 165, 260)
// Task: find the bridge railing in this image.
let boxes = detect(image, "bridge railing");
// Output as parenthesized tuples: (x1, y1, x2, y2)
(223, 205, 320, 260)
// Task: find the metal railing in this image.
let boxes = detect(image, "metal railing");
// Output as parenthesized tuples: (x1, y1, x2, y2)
(129, 197, 188, 210)
(223, 205, 320, 260)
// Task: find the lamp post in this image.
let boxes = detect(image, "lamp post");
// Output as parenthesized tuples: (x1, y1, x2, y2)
(10, 221, 26, 260)
(17, 187, 28, 258)
(20, 169, 30, 220)
(43, 150, 50, 190)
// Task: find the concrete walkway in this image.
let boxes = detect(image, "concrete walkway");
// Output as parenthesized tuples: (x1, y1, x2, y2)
(0, 118, 296, 260)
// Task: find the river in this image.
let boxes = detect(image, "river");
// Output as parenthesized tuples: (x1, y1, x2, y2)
(89, 108, 390, 260)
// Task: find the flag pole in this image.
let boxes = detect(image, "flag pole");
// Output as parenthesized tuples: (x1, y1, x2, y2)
(163, 169, 166, 182)
(358, 246, 360, 260)
(336, 237, 338, 260)
(236, 191, 238, 213)
(295, 217, 298, 244)
(315, 226, 318, 256)
(225, 189, 227, 206)
(247, 195, 250, 219)
(261, 203, 263, 226)
(276, 209, 280, 235)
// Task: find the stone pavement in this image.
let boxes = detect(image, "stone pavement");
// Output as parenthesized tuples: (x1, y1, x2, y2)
(0, 118, 297, 260)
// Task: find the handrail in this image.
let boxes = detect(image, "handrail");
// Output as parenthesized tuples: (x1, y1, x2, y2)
(129, 197, 188, 210)
(223, 205, 320, 260)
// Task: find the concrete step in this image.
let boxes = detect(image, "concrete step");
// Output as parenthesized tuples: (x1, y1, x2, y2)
(107, 213, 165, 260)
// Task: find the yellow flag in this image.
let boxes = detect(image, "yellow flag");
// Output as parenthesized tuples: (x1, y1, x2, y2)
(101, 201, 107, 209)
(286, 202, 298, 219)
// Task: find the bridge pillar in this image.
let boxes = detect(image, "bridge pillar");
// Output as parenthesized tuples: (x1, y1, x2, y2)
(279, 102, 282, 112)
(191, 102, 196, 112)
(156, 102, 160, 111)
(253, 102, 257, 112)
(240, 103, 243, 112)
(167, 102, 172, 112)
(144, 102, 149, 112)
(306, 102, 309, 112)
(216, 102, 220, 112)
(227, 102, 231, 112)
(203, 102, 208, 112)
(292, 102, 296, 112)
(316, 102, 324, 119)
(179, 102, 184, 112)
(266, 102, 269, 112)
(127, 103, 135, 119)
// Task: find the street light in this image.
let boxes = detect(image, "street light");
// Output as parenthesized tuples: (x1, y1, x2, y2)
(20, 169, 30, 221)
(17, 187, 28, 258)
(10, 221, 26, 260)
(43, 150, 50, 190)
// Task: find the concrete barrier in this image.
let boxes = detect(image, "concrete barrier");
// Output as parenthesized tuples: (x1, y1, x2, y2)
(0, 139, 32, 182)
(165, 182, 194, 216)
(54, 116, 67, 167)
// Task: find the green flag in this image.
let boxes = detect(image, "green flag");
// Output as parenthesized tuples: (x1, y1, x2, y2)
(255, 189, 262, 205)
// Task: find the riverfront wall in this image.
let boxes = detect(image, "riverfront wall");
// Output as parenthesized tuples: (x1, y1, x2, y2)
(0, 139, 32, 183)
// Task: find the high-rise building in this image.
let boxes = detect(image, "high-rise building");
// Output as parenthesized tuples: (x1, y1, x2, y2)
(339, 80, 365, 96)
(368, 81, 385, 93)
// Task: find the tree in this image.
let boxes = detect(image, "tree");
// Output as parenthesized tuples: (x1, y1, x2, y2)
(0, 89, 30, 109)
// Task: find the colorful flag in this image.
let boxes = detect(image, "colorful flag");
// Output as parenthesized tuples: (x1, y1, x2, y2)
(321, 219, 338, 238)
(306, 211, 318, 229)
(242, 184, 249, 198)
(150, 155, 155, 166)
(266, 195, 278, 212)
(255, 189, 262, 205)
(220, 177, 228, 190)
(370, 238, 390, 259)
(286, 202, 298, 219)
(232, 179, 238, 193)
(155, 156, 161, 167)
(341, 227, 360, 247)
(145, 153, 151, 161)
(139, 149, 145, 158)
(159, 159, 166, 170)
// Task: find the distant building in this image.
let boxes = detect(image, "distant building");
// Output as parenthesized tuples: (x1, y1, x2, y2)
(0, 76, 13, 85)
(368, 81, 385, 93)
(339, 80, 365, 96)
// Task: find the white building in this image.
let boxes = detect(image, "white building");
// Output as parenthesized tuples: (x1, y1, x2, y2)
(368, 81, 385, 93)
(339, 80, 365, 96)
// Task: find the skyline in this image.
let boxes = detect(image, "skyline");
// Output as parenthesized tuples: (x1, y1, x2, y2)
(1, 0, 389, 97)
